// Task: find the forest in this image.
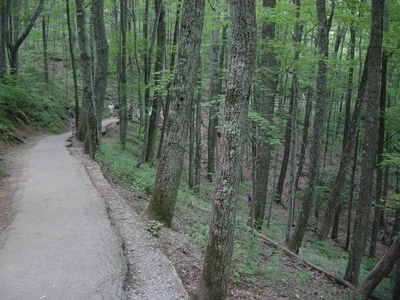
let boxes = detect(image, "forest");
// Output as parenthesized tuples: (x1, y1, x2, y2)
(1, 0, 400, 299)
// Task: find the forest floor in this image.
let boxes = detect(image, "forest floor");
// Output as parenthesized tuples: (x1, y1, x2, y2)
(0, 118, 392, 299)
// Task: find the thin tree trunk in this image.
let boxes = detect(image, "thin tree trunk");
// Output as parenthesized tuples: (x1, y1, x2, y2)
(288, 0, 331, 254)
(344, 0, 384, 284)
(369, 5, 389, 257)
(345, 130, 359, 251)
(41, 16, 48, 83)
(252, 0, 277, 230)
(316, 35, 367, 241)
(118, 0, 127, 148)
(0, 4, 6, 80)
(194, 90, 202, 194)
(146, 0, 165, 161)
(286, 0, 301, 242)
(157, 1, 181, 159)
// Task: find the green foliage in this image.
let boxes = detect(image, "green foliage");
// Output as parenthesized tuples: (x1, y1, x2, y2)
(148, 220, 164, 236)
(96, 142, 156, 195)
(0, 76, 68, 136)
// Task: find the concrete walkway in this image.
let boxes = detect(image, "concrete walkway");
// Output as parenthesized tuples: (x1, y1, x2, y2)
(0, 132, 127, 299)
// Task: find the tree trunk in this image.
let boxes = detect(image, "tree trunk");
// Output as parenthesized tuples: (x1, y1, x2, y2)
(148, 0, 205, 227)
(344, 0, 384, 285)
(0, 3, 6, 80)
(146, 0, 165, 161)
(369, 7, 389, 257)
(252, 0, 277, 231)
(118, 0, 127, 148)
(393, 259, 400, 300)
(157, 1, 181, 159)
(316, 33, 367, 241)
(286, 0, 301, 242)
(92, 0, 109, 146)
(345, 130, 359, 251)
(5, 0, 44, 75)
(75, 0, 99, 160)
(196, 1, 256, 297)
(288, 0, 331, 254)
(66, 0, 80, 136)
(194, 92, 202, 194)
(206, 19, 222, 182)
(354, 235, 400, 298)
(41, 16, 48, 83)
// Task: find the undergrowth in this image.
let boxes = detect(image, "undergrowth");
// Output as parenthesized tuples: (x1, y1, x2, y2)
(96, 130, 395, 299)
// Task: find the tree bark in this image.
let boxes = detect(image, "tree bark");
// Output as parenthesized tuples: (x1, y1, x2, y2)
(148, 0, 205, 227)
(65, 0, 80, 137)
(41, 16, 48, 83)
(316, 36, 367, 241)
(5, 0, 44, 75)
(195, 1, 257, 298)
(92, 0, 109, 145)
(118, 0, 127, 148)
(75, 0, 99, 159)
(0, 3, 6, 80)
(344, 0, 384, 285)
(354, 235, 400, 298)
(288, 0, 331, 254)
(252, 0, 277, 231)
(369, 5, 389, 257)
(146, 0, 165, 161)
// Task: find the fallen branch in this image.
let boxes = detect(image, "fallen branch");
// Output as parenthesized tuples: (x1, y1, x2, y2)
(253, 230, 355, 290)
(188, 202, 356, 290)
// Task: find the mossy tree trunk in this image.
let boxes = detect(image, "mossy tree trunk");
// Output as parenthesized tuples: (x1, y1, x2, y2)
(148, 0, 206, 227)
(75, 0, 99, 160)
(196, 0, 257, 298)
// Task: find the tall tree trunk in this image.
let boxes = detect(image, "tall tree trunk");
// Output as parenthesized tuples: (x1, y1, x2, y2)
(194, 91, 202, 194)
(286, 0, 301, 241)
(146, 0, 165, 162)
(295, 87, 312, 190)
(345, 130, 360, 251)
(118, 0, 127, 148)
(330, 26, 357, 241)
(252, 0, 277, 231)
(66, 0, 81, 140)
(316, 31, 367, 241)
(92, 0, 109, 145)
(206, 14, 222, 182)
(147, 0, 205, 227)
(344, 0, 384, 285)
(0, 3, 6, 80)
(196, 1, 256, 298)
(288, 0, 331, 254)
(157, 1, 181, 159)
(41, 16, 48, 83)
(75, 0, 99, 159)
(5, 0, 44, 75)
(369, 4, 389, 257)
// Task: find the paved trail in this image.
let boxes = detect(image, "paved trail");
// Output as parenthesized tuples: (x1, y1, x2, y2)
(0, 129, 127, 299)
